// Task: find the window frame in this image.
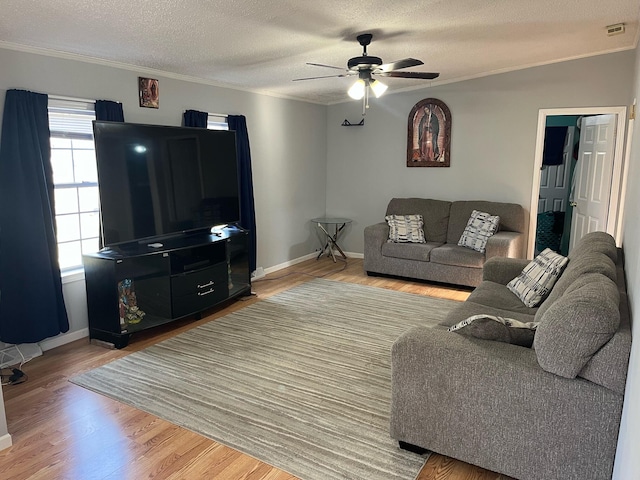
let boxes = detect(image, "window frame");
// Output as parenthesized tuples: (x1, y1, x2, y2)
(48, 99, 99, 273)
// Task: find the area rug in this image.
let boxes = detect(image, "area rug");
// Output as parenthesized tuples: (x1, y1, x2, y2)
(71, 278, 458, 480)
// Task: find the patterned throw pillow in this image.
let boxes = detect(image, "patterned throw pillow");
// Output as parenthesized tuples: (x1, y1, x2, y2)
(457, 210, 500, 253)
(507, 248, 569, 307)
(385, 214, 426, 243)
(448, 314, 539, 347)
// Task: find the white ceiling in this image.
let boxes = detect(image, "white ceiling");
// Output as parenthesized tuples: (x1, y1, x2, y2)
(1, 0, 639, 104)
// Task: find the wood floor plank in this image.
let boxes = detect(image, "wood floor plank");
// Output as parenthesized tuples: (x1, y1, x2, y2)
(0, 257, 513, 480)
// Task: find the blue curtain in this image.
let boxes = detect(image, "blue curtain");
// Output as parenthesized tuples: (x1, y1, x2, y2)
(0, 89, 69, 343)
(183, 109, 208, 128)
(543, 126, 568, 166)
(95, 100, 124, 122)
(227, 115, 257, 273)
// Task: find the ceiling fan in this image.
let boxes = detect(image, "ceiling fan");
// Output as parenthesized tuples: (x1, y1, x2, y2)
(293, 33, 439, 112)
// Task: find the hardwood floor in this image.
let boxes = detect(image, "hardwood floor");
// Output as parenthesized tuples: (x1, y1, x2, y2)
(0, 258, 510, 479)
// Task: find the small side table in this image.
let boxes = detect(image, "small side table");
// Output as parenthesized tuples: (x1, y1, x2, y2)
(312, 217, 352, 262)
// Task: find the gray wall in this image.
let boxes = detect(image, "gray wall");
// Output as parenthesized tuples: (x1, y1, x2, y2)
(326, 51, 634, 254)
(0, 46, 327, 347)
(613, 42, 640, 480)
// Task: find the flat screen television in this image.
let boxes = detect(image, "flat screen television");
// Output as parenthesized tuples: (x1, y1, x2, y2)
(93, 121, 240, 247)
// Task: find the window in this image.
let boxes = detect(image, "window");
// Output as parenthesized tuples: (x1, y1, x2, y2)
(207, 114, 228, 130)
(48, 99, 99, 271)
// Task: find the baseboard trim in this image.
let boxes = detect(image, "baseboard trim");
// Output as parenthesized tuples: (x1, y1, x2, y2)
(262, 252, 319, 276)
(257, 251, 363, 279)
(0, 433, 13, 451)
(40, 328, 89, 352)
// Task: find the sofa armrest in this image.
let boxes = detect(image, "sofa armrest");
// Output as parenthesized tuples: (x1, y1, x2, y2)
(363, 222, 389, 271)
(482, 256, 530, 284)
(390, 326, 623, 480)
(364, 222, 389, 247)
(485, 231, 525, 260)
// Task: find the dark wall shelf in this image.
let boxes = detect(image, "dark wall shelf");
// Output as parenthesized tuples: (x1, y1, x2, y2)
(83, 226, 251, 348)
(341, 118, 365, 127)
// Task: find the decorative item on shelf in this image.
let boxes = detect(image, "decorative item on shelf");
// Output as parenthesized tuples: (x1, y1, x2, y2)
(227, 245, 234, 291)
(118, 278, 146, 328)
(138, 77, 159, 108)
(341, 118, 365, 127)
(407, 98, 451, 167)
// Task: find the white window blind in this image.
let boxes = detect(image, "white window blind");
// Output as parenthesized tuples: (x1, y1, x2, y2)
(48, 98, 99, 272)
(207, 114, 228, 130)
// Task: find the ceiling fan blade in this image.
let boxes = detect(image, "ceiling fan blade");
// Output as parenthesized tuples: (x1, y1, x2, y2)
(306, 62, 346, 71)
(377, 58, 424, 72)
(292, 74, 350, 81)
(378, 71, 440, 80)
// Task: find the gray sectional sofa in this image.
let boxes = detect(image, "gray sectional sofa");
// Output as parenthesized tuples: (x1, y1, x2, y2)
(364, 198, 526, 287)
(390, 231, 631, 480)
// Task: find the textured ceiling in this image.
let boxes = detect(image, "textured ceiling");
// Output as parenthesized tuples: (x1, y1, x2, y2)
(1, 0, 639, 104)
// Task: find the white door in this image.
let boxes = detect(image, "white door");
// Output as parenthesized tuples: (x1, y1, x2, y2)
(538, 126, 574, 213)
(568, 115, 617, 252)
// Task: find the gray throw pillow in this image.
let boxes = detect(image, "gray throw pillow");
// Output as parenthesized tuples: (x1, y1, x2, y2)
(385, 214, 426, 243)
(448, 314, 538, 347)
(457, 210, 500, 253)
(507, 248, 568, 307)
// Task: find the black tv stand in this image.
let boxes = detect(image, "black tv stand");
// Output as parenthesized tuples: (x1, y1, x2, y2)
(83, 225, 251, 348)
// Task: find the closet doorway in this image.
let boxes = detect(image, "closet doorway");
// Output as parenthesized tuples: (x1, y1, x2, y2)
(528, 107, 628, 258)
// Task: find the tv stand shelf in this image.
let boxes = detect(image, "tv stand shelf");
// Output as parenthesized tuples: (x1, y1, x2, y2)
(83, 226, 251, 348)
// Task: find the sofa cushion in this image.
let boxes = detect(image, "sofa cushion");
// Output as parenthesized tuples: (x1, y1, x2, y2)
(507, 248, 568, 307)
(534, 274, 620, 379)
(448, 314, 538, 347)
(457, 210, 500, 253)
(578, 289, 631, 395)
(441, 300, 537, 328)
(467, 281, 539, 316)
(381, 241, 441, 261)
(385, 214, 426, 243)
(568, 231, 618, 262)
(447, 201, 525, 244)
(430, 244, 485, 268)
(386, 198, 451, 243)
(536, 251, 616, 320)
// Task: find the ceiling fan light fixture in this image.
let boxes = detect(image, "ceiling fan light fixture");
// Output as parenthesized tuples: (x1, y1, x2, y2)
(348, 79, 366, 99)
(370, 79, 388, 98)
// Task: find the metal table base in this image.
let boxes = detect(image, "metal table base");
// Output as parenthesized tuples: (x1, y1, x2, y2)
(312, 217, 352, 262)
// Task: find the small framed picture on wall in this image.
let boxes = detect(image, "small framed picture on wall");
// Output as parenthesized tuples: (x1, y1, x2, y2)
(138, 77, 159, 108)
(407, 98, 451, 167)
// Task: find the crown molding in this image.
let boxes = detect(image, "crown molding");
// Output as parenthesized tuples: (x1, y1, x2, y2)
(0, 41, 326, 106)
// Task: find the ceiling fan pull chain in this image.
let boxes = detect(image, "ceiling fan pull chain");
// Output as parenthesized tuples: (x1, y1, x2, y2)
(362, 88, 368, 116)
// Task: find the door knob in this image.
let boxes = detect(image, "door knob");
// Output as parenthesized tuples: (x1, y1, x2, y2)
(570, 201, 578, 207)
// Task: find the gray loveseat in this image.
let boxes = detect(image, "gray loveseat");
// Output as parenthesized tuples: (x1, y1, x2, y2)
(364, 198, 526, 287)
(390, 232, 631, 480)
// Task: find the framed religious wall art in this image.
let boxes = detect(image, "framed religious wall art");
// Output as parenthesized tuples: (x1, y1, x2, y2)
(407, 98, 451, 167)
(138, 77, 159, 108)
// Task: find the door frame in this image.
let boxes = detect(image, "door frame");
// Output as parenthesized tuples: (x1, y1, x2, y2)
(528, 106, 628, 258)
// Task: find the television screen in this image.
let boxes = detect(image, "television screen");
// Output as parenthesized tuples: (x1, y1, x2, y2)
(93, 121, 240, 247)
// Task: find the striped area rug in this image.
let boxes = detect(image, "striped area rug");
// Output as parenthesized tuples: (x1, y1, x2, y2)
(71, 278, 458, 480)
